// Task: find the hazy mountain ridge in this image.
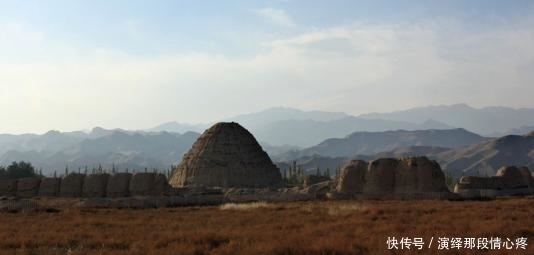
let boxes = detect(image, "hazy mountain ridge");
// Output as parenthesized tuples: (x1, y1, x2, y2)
(3, 104, 534, 176)
(149, 122, 208, 133)
(435, 133, 534, 177)
(152, 105, 534, 146)
(273, 128, 487, 161)
(274, 146, 451, 176)
(220, 107, 455, 147)
(359, 104, 534, 136)
(0, 129, 200, 174)
(275, 134, 534, 180)
(0, 131, 81, 155)
(223, 107, 351, 130)
(0, 127, 128, 155)
(492, 125, 534, 137)
(146, 105, 534, 147)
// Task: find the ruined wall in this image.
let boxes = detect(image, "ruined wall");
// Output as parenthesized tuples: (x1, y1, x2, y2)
(303, 175, 330, 188)
(363, 158, 398, 194)
(1, 172, 172, 199)
(153, 173, 169, 195)
(129, 173, 169, 196)
(455, 176, 503, 190)
(107, 173, 132, 198)
(83, 174, 110, 197)
(396, 157, 448, 193)
(60, 173, 85, 197)
(0, 179, 17, 196)
(454, 166, 534, 198)
(394, 158, 419, 193)
(336, 157, 449, 196)
(16, 177, 41, 198)
(2, 157, 453, 200)
(496, 166, 530, 189)
(39, 178, 61, 197)
(336, 160, 367, 194)
(518, 167, 534, 187)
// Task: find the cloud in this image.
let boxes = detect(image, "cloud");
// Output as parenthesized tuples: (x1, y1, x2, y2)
(0, 22, 44, 51)
(124, 19, 142, 40)
(261, 18, 534, 107)
(1, 15, 534, 133)
(252, 8, 295, 28)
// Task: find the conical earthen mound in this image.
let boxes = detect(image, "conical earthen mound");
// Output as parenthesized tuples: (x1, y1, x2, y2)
(169, 122, 282, 188)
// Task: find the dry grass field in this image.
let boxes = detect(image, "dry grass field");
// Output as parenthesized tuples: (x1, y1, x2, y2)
(1, 197, 533, 255)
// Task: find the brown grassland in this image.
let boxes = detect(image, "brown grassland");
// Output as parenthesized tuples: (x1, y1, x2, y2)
(1, 197, 533, 255)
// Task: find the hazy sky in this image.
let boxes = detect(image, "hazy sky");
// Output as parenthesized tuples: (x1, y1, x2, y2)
(1, 0, 534, 134)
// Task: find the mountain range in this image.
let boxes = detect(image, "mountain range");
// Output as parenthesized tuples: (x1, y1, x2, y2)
(275, 132, 534, 180)
(155, 107, 455, 147)
(1, 104, 534, 177)
(272, 128, 487, 161)
(359, 103, 534, 136)
(436, 132, 534, 177)
(224, 107, 463, 147)
(147, 105, 534, 147)
(0, 129, 200, 174)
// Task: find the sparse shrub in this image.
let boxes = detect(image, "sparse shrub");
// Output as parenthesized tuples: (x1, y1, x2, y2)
(219, 201, 270, 210)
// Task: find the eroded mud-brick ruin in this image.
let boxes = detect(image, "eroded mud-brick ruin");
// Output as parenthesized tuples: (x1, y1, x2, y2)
(0, 172, 170, 199)
(169, 122, 283, 188)
(454, 166, 534, 198)
(335, 157, 450, 199)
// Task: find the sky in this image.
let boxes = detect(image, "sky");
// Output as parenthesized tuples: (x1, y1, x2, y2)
(1, 0, 534, 134)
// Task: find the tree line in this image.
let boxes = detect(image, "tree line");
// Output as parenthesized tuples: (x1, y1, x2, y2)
(283, 161, 339, 186)
(0, 161, 176, 180)
(0, 161, 40, 180)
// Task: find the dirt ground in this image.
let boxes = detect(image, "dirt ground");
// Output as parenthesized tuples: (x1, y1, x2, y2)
(0, 197, 533, 255)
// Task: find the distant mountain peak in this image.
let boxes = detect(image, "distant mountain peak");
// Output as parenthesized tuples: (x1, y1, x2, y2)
(110, 130, 129, 137)
(183, 131, 202, 137)
(417, 119, 454, 130)
(421, 118, 439, 124)
(228, 106, 349, 121)
(494, 134, 522, 143)
(44, 130, 61, 136)
(358, 103, 534, 136)
(149, 122, 207, 133)
(261, 106, 301, 112)
(91, 126, 106, 133)
(282, 128, 487, 159)
(260, 106, 347, 115)
(449, 103, 471, 108)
